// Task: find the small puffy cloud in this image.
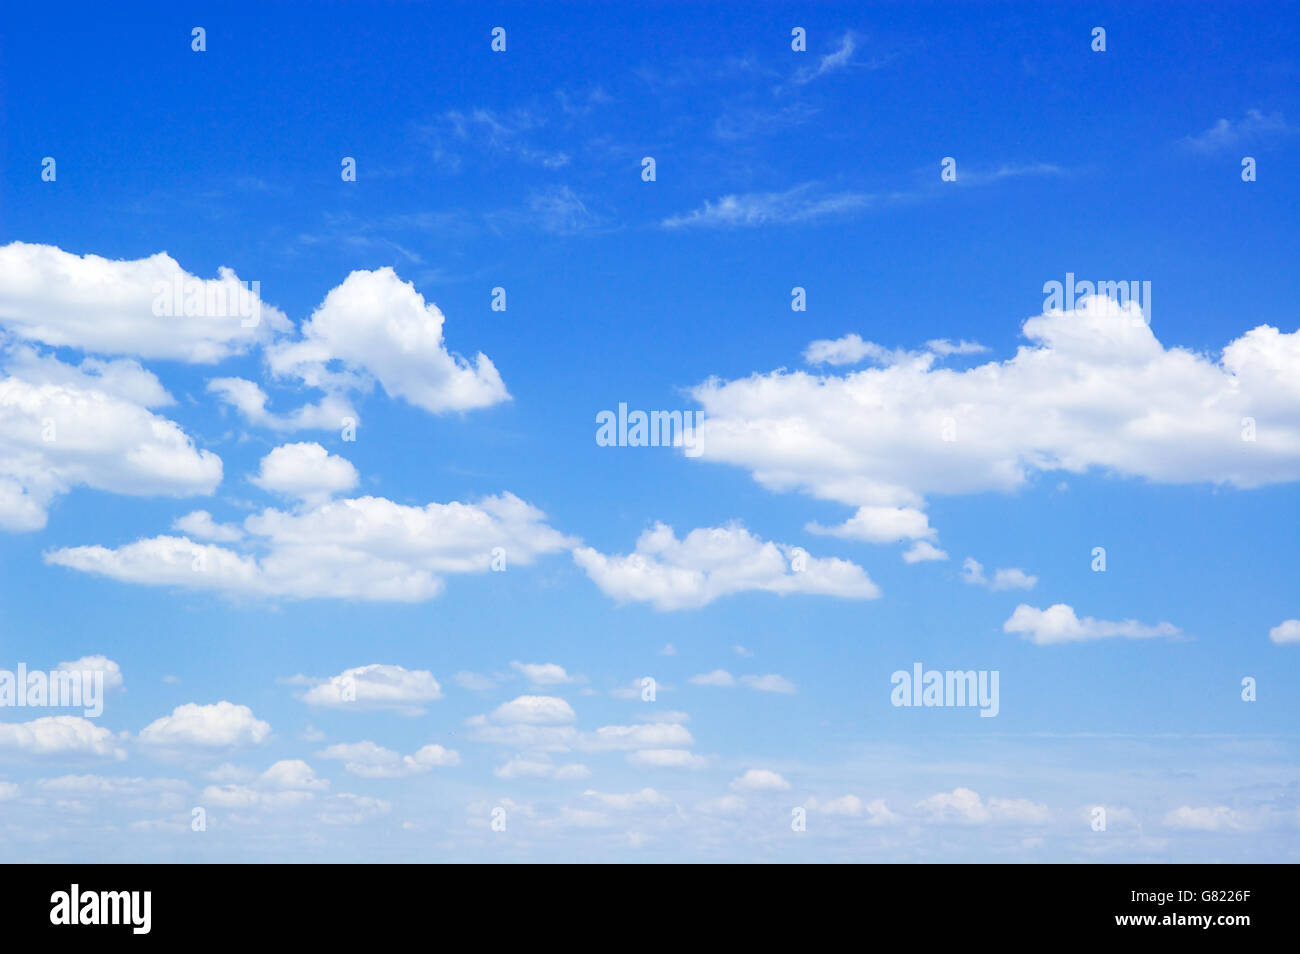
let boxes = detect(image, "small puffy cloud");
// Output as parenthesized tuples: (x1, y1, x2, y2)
(916, 787, 1049, 825)
(689, 669, 736, 688)
(627, 749, 706, 769)
(172, 510, 243, 543)
(690, 670, 794, 693)
(266, 267, 508, 415)
(730, 769, 791, 792)
(486, 695, 576, 726)
(805, 794, 898, 824)
(298, 664, 442, 715)
(574, 522, 879, 611)
(808, 505, 936, 544)
(510, 661, 583, 686)
(494, 756, 588, 780)
(583, 788, 669, 810)
(251, 442, 359, 504)
(903, 541, 948, 563)
(961, 558, 1037, 591)
(582, 723, 693, 752)
(1004, 604, 1179, 645)
(259, 759, 329, 792)
(1268, 619, 1300, 645)
(318, 740, 460, 778)
(207, 377, 356, 433)
(138, 701, 271, 750)
(739, 674, 796, 694)
(55, 655, 124, 692)
(0, 716, 125, 759)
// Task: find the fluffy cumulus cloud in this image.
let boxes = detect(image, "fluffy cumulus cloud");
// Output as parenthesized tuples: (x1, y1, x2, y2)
(55, 655, 124, 692)
(0, 242, 289, 362)
(961, 558, 1037, 591)
(297, 664, 443, 714)
(45, 491, 574, 602)
(805, 794, 899, 824)
(689, 298, 1300, 517)
(138, 701, 271, 751)
(265, 267, 509, 415)
(573, 522, 879, 610)
(0, 350, 222, 532)
(730, 768, 791, 791)
(1004, 604, 1180, 645)
(0, 716, 126, 759)
(250, 442, 359, 503)
(318, 740, 459, 778)
(1269, 619, 1300, 645)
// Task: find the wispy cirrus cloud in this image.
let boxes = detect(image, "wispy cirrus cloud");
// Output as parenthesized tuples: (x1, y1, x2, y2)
(1181, 109, 1293, 153)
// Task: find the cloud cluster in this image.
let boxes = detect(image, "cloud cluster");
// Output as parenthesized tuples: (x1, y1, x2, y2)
(574, 522, 879, 610)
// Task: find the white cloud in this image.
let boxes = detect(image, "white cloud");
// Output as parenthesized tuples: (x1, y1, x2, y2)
(739, 674, 796, 694)
(138, 701, 271, 750)
(259, 759, 329, 792)
(689, 298, 1300, 518)
(1269, 619, 1300, 644)
(317, 793, 392, 825)
(903, 541, 948, 563)
(251, 442, 358, 503)
(207, 377, 356, 433)
(510, 661, 583, 686)
(793, 31, 856, 85)
(0, 355, 222, 532)
(627, 749, 706, 769)
(916, 787, 1049, 825)
(689, 669, 735, 688)
(961, 557, 1037, 591)
(573, 522, 879, 610)
(0, 716, 125, 759)
(1004, 604, 1180, 645)
(1182, 109, 1292, 153)
(662, 183, 874, 229)
(46, 491, 574, 602)
(318, 740, 459, 778)
(486, 695, 576, 725)
(172, 510, 243, 543)
(55, 655, 124, 692)
(808, 505, 936, 543)
(0, 242, 289, 362)
(494, 756, 588, 780)
(266, 267, 508, 415)
(804, 794, 898, 824)
(583, 788, 669, 810)
(689, 670, 794, 693)
(298, 664, 443, 714)
(1163, 805, 1250, 832)
(731, 768, 791, 792)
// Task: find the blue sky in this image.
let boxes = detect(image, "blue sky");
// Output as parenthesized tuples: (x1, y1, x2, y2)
(0, 1, 1297, 861)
